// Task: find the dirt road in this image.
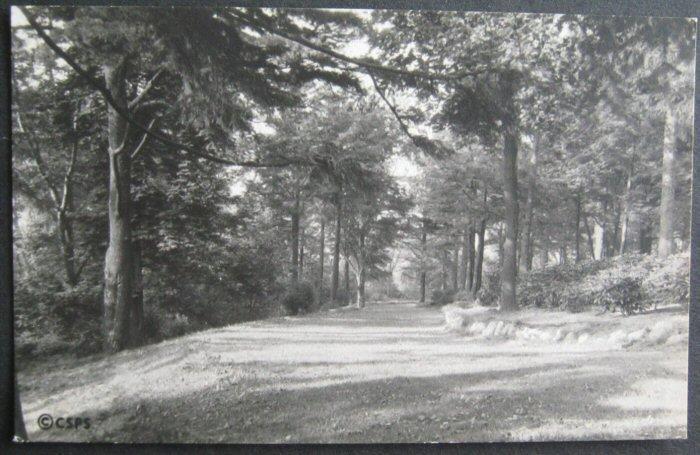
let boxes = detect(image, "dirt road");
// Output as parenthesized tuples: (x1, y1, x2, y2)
(18, 302, 687, 442)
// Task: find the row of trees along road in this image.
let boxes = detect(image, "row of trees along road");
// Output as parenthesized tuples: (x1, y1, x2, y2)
(12, 7, 694, 353)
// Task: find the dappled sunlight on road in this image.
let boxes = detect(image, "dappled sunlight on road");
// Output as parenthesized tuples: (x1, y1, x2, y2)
(19, 302, 687, 443)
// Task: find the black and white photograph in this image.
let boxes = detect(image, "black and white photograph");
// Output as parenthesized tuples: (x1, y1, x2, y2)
(9, 4, 695, 444)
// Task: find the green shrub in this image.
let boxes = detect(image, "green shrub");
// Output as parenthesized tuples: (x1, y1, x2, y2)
(282, 281, 316, 315)
(430, 288, 455, 306)
(593, 276, 647, 315)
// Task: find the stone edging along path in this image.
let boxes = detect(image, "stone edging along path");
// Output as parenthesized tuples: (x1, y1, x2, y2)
(442, 305, 688, 349)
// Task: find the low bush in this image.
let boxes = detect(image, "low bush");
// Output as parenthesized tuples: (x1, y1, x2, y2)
(366, 279, 405, 302)
(14, 282, 103, 359)
(281, 281, 316, 315)
(516, 251, 689, 314)
(430, 288, 455, 306)
(594, 276, 647, 315)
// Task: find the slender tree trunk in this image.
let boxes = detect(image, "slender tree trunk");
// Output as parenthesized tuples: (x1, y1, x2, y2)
(593, 202, 607, 260)
(498, 224, 504, 267)
(619, 162, 634, 255)
(419, 217, 427, 304)
(318, 218, 325, 303)
(560, 244, 567, 265)
(540, 239, 549, 269)
(331, 192, 342, 304)
(500, 119, 519, 311)
(574, 191, 582, 263)
(459, 230, 468, 291)
(610, 202, 621, 258)
(16, 89, 80, 288)
(584, 215, 595, 260)
(291, 192, 300, 282)
(467, 225, 475, 291)
(344, 242, 350, 297)
(356, 233, 366, 308)
(451, 234, 459, 292)
(520, 133, 537, 272)
(658, 105, 677, 259)
(56, 205, 78, 287)
(473, 218, 486, 293)
(103, 61, 133, 353)
(441, 249, 448, 292)
(56, 131, 79, 288)
(299, 226, 305, 279)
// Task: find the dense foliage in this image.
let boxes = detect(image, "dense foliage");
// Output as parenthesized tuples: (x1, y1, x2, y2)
(11, 7, 692, 359)
(513, 252, 689, 314)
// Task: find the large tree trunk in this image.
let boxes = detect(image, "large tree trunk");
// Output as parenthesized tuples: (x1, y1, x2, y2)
(619, 162, 634, 255)
(419, 217, 427, 304)
(291, 191, 300, 282)
(574, 191, 582, 263)
(318, 218, 325, 303)
(103, 61, 134, 353)
(331, 192, 342, 304)
(473, 218, 486, 294)
(658, 105, 677, 259)
(499, 122, 519, 311)
(130, 239, 143, 348)
(520, 133, 537, 273)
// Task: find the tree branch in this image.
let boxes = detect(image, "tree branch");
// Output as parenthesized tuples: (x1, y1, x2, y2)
(130, 117, 157, 159)
(20, 7, 302, 169)
(11, 68, 65, 208)
(369, 71, 452, 158)
(369, 72, 422, 147)
(225, 9, 492, 83)
(128, 68, 164, 110)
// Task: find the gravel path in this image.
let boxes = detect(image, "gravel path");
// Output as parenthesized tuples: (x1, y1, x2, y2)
(18, 302, 687, 442)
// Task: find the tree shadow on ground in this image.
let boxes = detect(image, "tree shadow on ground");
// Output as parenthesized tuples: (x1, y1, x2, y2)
(24, 346, 686, 443)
